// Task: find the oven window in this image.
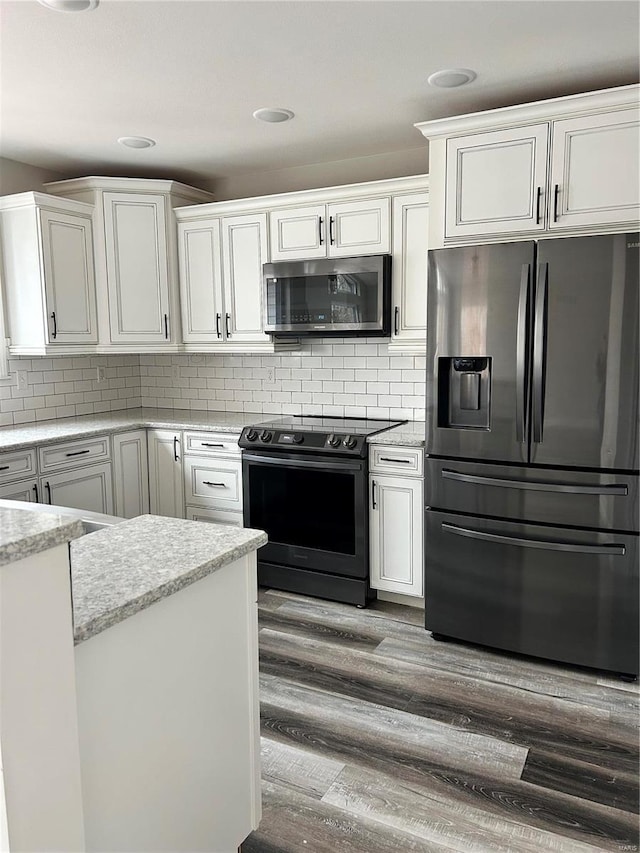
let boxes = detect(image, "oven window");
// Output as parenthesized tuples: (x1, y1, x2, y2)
(248, 463, 356, 554)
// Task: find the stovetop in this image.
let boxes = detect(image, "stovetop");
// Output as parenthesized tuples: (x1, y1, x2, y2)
(239, 415, 406, 457)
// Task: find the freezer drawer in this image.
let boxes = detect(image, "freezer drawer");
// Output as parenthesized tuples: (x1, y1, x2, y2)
(425, 457, 639, 533)
(425, 509, 639, 675)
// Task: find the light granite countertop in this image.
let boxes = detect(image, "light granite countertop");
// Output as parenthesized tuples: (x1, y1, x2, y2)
(70, 514, 267, 645)
(0, 407, 424, 451)
(369, 420, 426, 447)
(0, 505, 84, 568)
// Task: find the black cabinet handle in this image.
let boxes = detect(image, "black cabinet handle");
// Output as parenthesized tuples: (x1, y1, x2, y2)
(50, 311, 57, 339)
(371, 480, 377, 509)
(215, 313, 221, 338)
(173, 436, 180, 461)
(535, 186, 542, 224)
(394, 306, 399, 336)
(203, 481, 226, 488)
(65, 449, 90, 457)
(0, 465, 9, 472)
(45, 482, 52, 504)
(318, 216, 324, 246)
(225, 313, 231, 338)
(201, 442, 225, 448)
(329, 215, 335, 245)
(379, 457, 412, 464)
(164, 314, 169, 339)
(553, 184, 559, 223)
(32, 483, 39, 502)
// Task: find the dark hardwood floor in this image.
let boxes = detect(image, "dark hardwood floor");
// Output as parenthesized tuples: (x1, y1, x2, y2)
(242, 589, 640, 853)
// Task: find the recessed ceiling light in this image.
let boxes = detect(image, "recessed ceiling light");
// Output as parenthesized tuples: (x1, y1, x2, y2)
(117, 136, 156, 149)
(427, 69, 477, 88)
(38, 0, 99, 11)
(252, 108, 295, 123)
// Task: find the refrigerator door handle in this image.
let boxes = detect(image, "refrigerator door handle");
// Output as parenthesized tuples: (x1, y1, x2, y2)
(516, 263, 531, 443)
(441, 468, 629, 496)
(532, 262, 548, 444)
(442, 523, 626, 556)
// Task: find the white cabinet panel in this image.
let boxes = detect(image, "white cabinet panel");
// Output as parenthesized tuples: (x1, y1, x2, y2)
(370, 445, 423, 477)
(183, 456, 242, 511)
(147, 430, 184, 518)
(39, 210, 98, 344)
(221, 213, 270, 345)
(550, 109, 640, 229)
(0, 478, 38, 502)
(328, 197, 390, 257)
(0, 449, 37, 484)
(103, 192, 171, 344)
(269, 204, 325, 261)
(184, 432, 240, 456)
(40, 463, 114, 515)
(370, 474, 423, 597)
(185, 507, 243, 527)
(445, 124, 549, 239)
(39, 435, 111, 474)
(390, 192, 429, 351)
(112, 430, 149, 519)
(178, 220, 224, 344)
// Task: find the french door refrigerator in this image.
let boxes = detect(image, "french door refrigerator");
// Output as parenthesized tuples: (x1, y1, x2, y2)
(425, 233, 639, 677)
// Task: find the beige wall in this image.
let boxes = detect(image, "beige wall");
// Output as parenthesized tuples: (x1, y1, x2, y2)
(0, 157, 67, 195)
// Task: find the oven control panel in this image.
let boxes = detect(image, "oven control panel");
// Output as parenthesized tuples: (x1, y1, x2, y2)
(239, 427, 367, 456)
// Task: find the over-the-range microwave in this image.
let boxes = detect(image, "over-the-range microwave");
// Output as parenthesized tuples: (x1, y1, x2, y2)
(262, 254, 391, 336)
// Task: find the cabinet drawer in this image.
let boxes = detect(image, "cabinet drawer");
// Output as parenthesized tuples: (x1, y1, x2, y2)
(185, 506, 244, 527)
(0, 448, 37, 484)
(183, 456, 242, 510)
(183, 431, 240, 456)
(369, 445, 423, 477)
(39, 435, 111, 473)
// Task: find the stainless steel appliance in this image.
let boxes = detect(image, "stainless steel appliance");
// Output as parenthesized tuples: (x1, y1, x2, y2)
(240, 415, 404, 605)
(262, 255, 391, 336)
(425, 233, 639, 677)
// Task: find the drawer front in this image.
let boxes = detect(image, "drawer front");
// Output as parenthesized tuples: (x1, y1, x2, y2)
(185, 506, 244, 527)
(184, 431, 241, 456)
(370, 445, 423, 477)
(0, 448, 37, 484)
(184, 456, 242, 510)
(39, 435, 111, 473)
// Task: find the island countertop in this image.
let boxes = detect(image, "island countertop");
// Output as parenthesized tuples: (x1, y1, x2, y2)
(70, 514, 267, 644)
(0, 505, 84, 568)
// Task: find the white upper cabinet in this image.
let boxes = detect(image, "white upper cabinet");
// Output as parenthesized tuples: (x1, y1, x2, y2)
(0, 193, 98, 355)
(390, 191, 429, 352)
(269, 197, 390, 260)
(416, 84, 640, 247)
(221, 213, 271, 345)
(45, 177, 213, 352)
(177, 219, 224, 345)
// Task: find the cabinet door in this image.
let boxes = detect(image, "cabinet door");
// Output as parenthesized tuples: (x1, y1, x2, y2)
(370, 474, 423, 597)
(390, 193, 429, 350)
(39, 209, 98, 345)
(147, 430, 184, 518)
(328, 197, 391, 257)
(221, 213, 271, 345)
(0, 478, 38, 502)
(112, 430, 150, 518)
(185, 506, 243, 526)
(549, 109, 640, 230)
(178, 219, 225, 344)
(103, 192, 172, 344)
(40, 463, 114, 515)
(445, 124, 549, 239)
(269, 205, 326, 261)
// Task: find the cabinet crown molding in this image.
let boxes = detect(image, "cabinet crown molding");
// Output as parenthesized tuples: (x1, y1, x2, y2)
(44, 176, 214, 204)
(415, 83, 640, 140)
(0, 191, 95, 214)
(174, 174, 429, 219)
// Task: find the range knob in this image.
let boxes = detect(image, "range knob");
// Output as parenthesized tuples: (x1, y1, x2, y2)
(292, 433, 304, 445)
(343, 434, 357, 450)
(245, 428, 258, 442)
(327, 433, 341, 448)
(260, 430, 273, 442)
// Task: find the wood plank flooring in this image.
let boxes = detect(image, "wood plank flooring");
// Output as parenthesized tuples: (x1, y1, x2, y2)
(242, 589, 639, 853)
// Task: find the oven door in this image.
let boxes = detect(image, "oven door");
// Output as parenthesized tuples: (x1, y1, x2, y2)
(242, 450, 368, 578)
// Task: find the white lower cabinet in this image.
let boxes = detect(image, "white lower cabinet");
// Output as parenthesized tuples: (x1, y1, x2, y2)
(183, 431, 243, 526)
(112, 430, 149, 519)
(0, 478, 38, 502)
(147, 430, 184, 518)
(185, 507, 244, 527)
(39, 463, 114, 515)
(369, 446, 423, 597)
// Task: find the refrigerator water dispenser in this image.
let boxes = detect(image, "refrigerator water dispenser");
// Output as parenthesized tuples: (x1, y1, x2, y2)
(438, 357, 491, 429)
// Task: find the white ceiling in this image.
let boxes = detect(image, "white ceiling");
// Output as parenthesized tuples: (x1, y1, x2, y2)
(1, 0, 638, 187)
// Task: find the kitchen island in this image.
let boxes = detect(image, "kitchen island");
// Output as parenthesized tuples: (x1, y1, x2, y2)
(0, 504, 267, 853)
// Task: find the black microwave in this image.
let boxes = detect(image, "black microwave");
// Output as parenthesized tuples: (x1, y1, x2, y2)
(262, 254, 391, 336)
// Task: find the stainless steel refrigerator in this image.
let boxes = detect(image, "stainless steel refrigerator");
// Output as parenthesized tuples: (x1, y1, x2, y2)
(425, 233, 639, 677)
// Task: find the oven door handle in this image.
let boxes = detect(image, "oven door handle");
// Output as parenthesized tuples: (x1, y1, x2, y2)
(242, 452, 363, 472)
